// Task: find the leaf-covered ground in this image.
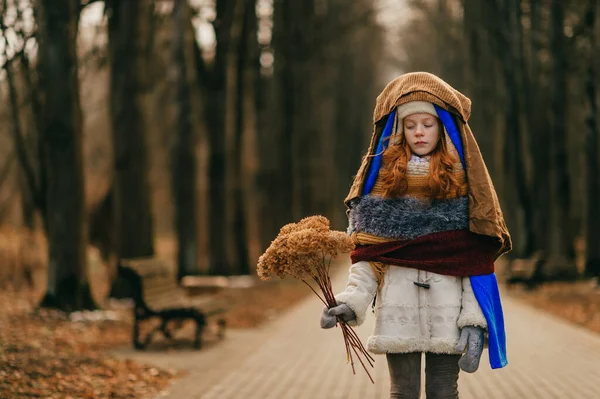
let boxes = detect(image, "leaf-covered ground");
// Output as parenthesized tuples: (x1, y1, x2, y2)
(0, 290, 178, 399)
(0, 276, 310, 399)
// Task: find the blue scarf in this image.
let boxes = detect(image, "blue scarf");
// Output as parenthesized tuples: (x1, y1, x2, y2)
(361, 106, 507, 369)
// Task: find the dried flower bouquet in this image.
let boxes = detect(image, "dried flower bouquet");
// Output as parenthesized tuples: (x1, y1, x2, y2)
(257, 215, 375, 383)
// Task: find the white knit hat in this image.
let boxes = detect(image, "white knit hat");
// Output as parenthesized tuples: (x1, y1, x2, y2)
(396, 101, 438, 120)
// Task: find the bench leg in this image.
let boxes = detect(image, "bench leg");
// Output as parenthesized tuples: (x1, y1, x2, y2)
(217, 318, 226, 340)
(194, 313, 206, 349)
(194, 322, 203, 349)
(133, 316, 145, 350)
(160, 318, 173, 339)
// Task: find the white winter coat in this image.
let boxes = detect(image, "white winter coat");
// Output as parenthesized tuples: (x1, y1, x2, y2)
(335, 261, 487, 355)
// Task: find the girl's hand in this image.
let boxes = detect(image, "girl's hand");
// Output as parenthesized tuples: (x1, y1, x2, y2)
(320, 304, 356, 329)
(455, 326, 484, 373)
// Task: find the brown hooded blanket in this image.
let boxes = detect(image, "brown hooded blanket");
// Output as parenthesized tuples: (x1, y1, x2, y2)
(345, 72, 512, 258)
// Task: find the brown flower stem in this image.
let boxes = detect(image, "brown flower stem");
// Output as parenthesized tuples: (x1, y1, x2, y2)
(341, 326, 356, 375)
(346, 329, 375, 384)
(321, 269, 336, 305)
(341, 322, 352, 363)
(335, 320, 375, 383)
(325, 255, 334, 290)
(343, 325, 375, 363)
(345, 326, 373, 382)
(340, 323, 374, 383)
(341, 324, 375, 368)
(302, 280, 327, 306)
(350, 337, 375, 366)
(312, 276, 330, 304)
(314, 272, 335, 306)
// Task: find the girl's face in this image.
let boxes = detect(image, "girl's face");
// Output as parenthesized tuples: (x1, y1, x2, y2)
(403, 113, 440, 156)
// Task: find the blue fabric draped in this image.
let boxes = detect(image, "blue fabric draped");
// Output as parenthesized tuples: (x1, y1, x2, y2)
(433, 105, 466, 171)
(360, 106, 508, 369)
(362, 110, 396, 196)
(470, 273, 508, 368)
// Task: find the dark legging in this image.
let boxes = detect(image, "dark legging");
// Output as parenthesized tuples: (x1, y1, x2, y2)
(386, 352, 461, 399)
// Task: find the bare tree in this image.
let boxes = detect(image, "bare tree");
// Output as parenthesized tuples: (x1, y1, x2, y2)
(230, 0, 254, 274)
(171, 0, 198, 278)
(106, 0, 155, 259)
(195, 0, 236, 275)
(585, 0, 600, 279)
(35, 0, 95, 310)
(0, 2, 44, 230)
(254, 0, 295, 248)
(547, 0, 574, 261)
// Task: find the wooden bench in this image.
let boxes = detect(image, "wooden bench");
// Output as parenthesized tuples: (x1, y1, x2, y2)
(180, 274, 255, 295)
(117, 257, 228, 350)
(505, 251, 545, 289)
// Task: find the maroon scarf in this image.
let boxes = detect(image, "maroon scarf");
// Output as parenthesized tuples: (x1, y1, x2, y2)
(351, 230, 497, 277)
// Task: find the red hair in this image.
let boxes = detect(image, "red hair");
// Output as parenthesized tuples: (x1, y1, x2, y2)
(378, 119, 464, 199)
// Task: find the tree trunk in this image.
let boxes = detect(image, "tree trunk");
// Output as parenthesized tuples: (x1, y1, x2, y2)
(230, 0, 253, 274)
(1, 5, 42, 230)
(463, 0, 496, 168)
(20, 52, 47, 230)
(585, 0, 600, 278)
(107, 0, 155, 259)
(512, 0, 537, 256)
(241, 0, 262, 264)
(203, 0, 235, 275)
(279, 1, 316, 219)
(1, 53, 37, 229)
(548, 0, 574, 260)
(88, 188, 115, 263)
(528, 0, 551, 254)
(253, 21, 273, 250)
(36, 0, 95, 311)
(494, 0, 535, 256)
(277, 1, 300, 220)
(265, 0, 294, 228)
(4, 59, 36, 229)
(171, 0, 198, 279)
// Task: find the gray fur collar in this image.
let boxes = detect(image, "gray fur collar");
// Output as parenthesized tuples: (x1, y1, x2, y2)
(348, 196, 469, 240)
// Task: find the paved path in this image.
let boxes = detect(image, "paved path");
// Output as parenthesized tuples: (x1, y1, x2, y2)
(118, 262, 600, 399)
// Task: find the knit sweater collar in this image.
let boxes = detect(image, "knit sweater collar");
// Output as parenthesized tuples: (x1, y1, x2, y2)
(409, 153, 430, 163)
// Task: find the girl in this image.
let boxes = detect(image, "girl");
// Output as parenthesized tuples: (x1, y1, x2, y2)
(320, 72, 511, 399)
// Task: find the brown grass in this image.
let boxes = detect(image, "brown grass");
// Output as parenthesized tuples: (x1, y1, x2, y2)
(507, 280, 600, 334)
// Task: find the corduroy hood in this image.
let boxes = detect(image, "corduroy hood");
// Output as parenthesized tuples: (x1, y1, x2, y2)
(345, 72, 512, 258)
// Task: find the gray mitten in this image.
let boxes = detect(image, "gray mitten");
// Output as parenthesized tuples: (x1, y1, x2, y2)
(455, 326, 484, 373)
(320, 304, 356, 329)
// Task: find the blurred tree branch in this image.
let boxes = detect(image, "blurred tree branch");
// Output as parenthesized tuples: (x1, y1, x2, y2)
(0, 5, 42, 216)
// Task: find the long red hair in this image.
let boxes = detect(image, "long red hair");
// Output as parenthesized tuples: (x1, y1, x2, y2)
(378, 118, 463, 200)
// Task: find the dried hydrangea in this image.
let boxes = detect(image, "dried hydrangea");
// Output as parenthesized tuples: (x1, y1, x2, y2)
(257, 216, 354, 281)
